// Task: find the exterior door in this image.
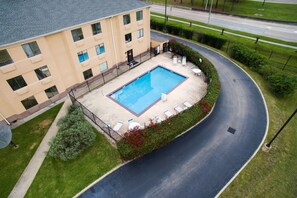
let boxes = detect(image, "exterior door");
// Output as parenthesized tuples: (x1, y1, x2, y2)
(127, 49, 133, 63)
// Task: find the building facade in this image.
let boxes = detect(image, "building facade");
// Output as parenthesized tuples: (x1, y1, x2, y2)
(0, 0, 150, 122)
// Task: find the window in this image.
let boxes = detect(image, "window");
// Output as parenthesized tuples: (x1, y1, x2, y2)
(123, 14, 131, 25)
(96, 43, 105, 55)
(78, 50, 89, 63)
(45, 86, 59, 99)
(137, 28, 144, 39)
(71, 28, 84, 42)
(92, 22, 102, 35)
(22, 41, 41, 58)
(99, 61, 108, 72)
(83, 69, 93, 80)
(7, 75, 27, 91)
(125, 33, 132, 43)
(0, 50, 13, 67)
(35, 65, 51, 80)
(21, 96, 38, 110)
(136, 10, 143, 21)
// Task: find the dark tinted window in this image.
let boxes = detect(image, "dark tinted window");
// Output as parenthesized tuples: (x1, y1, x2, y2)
(123, 14, 131, 25)
(125, 33, 132, 43)
(92, 22, 102, 35)
(22, 41, 41, 58)
(71, 28, 84, 42)
(83, 69, 93, 80)
(45, 86, 59, 99)
(7, 75, 27, 91)
(21, 96, 38, 110)
(35, 65, 51, 80)
(0, 50, 13, 67)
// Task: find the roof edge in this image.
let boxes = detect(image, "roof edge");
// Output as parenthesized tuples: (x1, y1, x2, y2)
(0, 5, 151, 48)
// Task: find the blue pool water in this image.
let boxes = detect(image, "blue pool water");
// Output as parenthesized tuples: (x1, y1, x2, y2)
(109, 66, 186, 115)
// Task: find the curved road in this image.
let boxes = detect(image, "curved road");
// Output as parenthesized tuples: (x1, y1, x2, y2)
(78, 32, 268, 198)
(151, 4, 297, 42)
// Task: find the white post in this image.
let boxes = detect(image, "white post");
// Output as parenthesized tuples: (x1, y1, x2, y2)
(208, 0, 214, 24)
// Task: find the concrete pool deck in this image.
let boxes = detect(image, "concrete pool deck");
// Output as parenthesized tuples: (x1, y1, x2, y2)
(78, 52, 207, 135)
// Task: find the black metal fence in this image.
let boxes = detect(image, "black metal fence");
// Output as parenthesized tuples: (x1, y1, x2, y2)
(68, 49, 152, 142)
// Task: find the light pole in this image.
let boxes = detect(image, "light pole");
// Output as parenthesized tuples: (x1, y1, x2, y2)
(263, 108, 297, 151)
(164, 0, 168, 26)
(208, 0, 214, 24)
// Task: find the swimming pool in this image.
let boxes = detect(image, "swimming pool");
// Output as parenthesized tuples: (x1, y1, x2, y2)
(108, 66, 187, 115)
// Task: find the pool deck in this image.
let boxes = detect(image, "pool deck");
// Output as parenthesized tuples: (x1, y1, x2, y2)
(78, 52, 207, 135)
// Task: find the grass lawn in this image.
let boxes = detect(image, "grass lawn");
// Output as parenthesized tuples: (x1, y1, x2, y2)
(0, 103, 63, 198)
(220, 63, 297, 197)
(26, 128, 121, 198)
(149, 0, 297, 22)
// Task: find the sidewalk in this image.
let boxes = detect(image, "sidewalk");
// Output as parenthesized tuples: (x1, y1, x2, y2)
(8, 99, 71, 198)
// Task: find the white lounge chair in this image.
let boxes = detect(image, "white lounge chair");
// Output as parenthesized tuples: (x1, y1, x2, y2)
(182, 56, 187, 66)
(174, 106, 183, 113)
(152, 115, 163, 123)
(164, 110, 173, 118)
(113, 121, 123, 132)
(173, 56, 177, 65)
(184, 101, 192, 109)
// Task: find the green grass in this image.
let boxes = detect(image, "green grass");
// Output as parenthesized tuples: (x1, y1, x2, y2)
(149, 0, 297, 22)
(220, 62, 297, 197)
(0, 103, 63, 198)
(26, 128, 121, 198)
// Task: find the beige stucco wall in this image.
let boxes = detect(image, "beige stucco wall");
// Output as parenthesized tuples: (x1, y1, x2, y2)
(0, 7, 150, 122)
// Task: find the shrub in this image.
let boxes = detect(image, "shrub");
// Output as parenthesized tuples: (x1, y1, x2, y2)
(49, 105, 96, 161)
(183, 29, 194, 39)
(200, 34, 227, 49)
(230, 44, 267, 70)
(257, 65, 278, 79)
(267, 74, 297, 97)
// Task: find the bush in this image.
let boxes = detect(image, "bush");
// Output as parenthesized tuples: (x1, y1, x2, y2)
(150, 20, 226, 49)
(230, 44, 267, 70)
(267, 74, 297, 97)
(200, 34, 227, 49)
(49, 105, 96, 161)
(257, 65, 279, 79)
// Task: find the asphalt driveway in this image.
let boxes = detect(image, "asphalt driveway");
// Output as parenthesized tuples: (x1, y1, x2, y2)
(78, 32, 268, 198)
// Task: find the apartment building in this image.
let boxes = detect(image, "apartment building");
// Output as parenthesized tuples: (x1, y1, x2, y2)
(0, 0, 150, 122)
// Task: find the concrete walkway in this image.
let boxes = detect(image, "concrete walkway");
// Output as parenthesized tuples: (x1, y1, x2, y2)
(8, 98, 71, 198)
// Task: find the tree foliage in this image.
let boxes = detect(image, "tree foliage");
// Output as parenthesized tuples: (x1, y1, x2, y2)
(49, 105, 96, 161)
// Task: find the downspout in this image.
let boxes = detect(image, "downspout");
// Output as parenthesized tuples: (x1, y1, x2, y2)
(0, 112, 10, 125)
(110, 17, 119, 68)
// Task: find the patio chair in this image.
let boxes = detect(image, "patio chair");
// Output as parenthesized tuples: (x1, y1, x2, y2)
(183, 101, 193, 109)
(173, 56, 177, 65)
(153, 115, 163, 123)
(174, 106, 183, 113)
(164, 110, 174, 118)
(113, 121, 123, 132)
(182, 56, 187, 66)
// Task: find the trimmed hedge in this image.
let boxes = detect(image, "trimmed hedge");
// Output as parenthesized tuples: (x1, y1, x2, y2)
(151, 20, 227, 49)
(49, 105, 96, 161)
(117, 41, 220, 160)
(230, 44, 267, 70)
